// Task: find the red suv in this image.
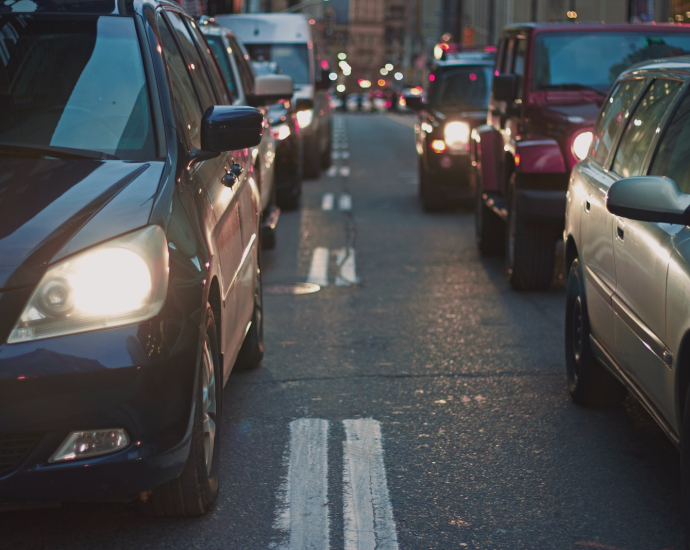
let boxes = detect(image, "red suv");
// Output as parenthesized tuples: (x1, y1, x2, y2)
(472, 23, 690, 290)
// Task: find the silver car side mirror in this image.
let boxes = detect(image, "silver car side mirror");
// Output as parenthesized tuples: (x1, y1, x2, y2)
(606, 176, 690, 225)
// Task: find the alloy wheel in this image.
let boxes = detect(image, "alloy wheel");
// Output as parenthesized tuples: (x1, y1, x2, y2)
(200, 335, 217, 476)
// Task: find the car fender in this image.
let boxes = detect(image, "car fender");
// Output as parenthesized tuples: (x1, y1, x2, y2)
(512, 138, 566, 174)
(472, 125, 502, 193)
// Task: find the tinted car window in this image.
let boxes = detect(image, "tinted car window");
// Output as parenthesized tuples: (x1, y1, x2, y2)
(650, 92, 690, 194)
(245, 43, 309, 85)
(158, 15, 203, 149)
(612, 79, 682, 178)
(590, 79, 646, 165)
(0, 15, 155, 160)
(513, 37, 526, 99)
(186, 20, 231, 105)
(206, 35, 239, 98)
(533, 32, 690, 93)
(229, 36, 255, 93)
(166, 12, 216, 110)
(430, 66, 493, 110)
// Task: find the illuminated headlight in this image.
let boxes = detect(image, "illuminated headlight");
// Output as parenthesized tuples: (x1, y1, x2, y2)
(8, 225, 169, 343)
(443, 121, 470, 150)
(572, 131, 593, 161)
(296, 109, 313, 129)
(273, 123, 291, 141)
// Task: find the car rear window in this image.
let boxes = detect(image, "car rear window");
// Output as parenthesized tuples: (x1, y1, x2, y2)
(430, 66, 493, 110)
(0, 15, 156, 161)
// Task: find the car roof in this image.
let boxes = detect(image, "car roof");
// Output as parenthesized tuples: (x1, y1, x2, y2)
(503, 21, 690, 34)
(198, 20, 236, 40)
(619, 55, 690, 77)
(435, 59, 494, 69)
(213, 12, 312, 44)
(0, 0, 181, 16)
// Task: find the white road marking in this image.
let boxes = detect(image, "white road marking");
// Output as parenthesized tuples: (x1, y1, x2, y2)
(334, 142, 348, 150)
(273, 419, 330, 550)
(343, 419, 399, 550)
(307, 247, 330, 286)
(340, 166, 351, 177)
(341, 151, 350, 159)
(335, 247, 358, 286)
(332, 151, 341, 160)
(322, 193, 335, 210)
(338, 193, 352, 211)
(326, 166, 338, 178)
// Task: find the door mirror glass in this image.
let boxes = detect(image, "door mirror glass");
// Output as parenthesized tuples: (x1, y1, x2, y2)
(493, 74, 517, 102)
(200, 106, 264, 153)
(247, 75, 294, 107)
(606, 176, 690, 224)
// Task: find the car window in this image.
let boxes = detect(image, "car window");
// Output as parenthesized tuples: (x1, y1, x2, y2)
(590, 79, 646, 165)
(612, 79, 682, 178)
(650, 91, 690, 194)
(502, 37, 516, 74)
(185, 21, 231, 105)
(229, 36, 255, 93)
(513, 37, 527, 99)
(166, 12, 216, 110)
(205, 34, 239, 99)
(158, 15, 203, 149)
(429, 66, 493, 110)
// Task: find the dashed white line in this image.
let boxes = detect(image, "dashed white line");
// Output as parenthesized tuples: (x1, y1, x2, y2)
(339, 166, 351, 177)
(341, 151, 350, 159)
(326, 166, 338, 178)
(307, 247, 330, 287)
(332, 151, 341, 160)
(334, 142, 348, 150)
(335, 247, 358, 286)
(273, 419, 330, 550)
(322, 193, 335, 210)
(338, 193, 352, 211)
(343, 419, 399, 550)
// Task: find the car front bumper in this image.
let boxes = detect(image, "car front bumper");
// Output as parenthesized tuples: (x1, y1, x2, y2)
(424, 151, 474, 199)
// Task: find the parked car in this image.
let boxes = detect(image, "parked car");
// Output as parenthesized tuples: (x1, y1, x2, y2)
(472, 23, 690, 290)
(407, 55, 494, 211)
(0, 0, 282, 515)
(251, 59, 305, 211)
(200, 21, 296, 232)
(563, 56, 690, 540)
(215, 13, 333, 178)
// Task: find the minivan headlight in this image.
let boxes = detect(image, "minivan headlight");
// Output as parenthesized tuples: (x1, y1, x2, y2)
(8, 225, 169, 343)
(296, 109, 313, 129)
(572, 131, 593, 161)
(444, 121, 470, 150)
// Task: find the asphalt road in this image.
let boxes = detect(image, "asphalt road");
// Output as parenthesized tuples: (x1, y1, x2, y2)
(0, 113, 684, 550)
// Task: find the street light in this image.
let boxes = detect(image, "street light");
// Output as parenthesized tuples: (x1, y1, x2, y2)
(380, 68, 388, 75)
(385, 63, 394, 71)
(394, 72, 403, 81)
(338, 52, 347, 60)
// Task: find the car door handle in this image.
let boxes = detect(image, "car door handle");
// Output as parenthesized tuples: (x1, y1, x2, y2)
(221, 172, 237, 187)
(617, 225, 624, 241)
(585, 200, 591, 213)
(230, 163, 244, 177)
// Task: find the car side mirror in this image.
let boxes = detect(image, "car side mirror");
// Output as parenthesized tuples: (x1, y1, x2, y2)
(246, 75, 294, 107)
(493, 74, 517, 102)
(294, 97, 314, 111)
(404, 95, 425, 111)
(606, 176, 690, 224)
(316, 68, 331, 90)
(200, 106, 264, 153)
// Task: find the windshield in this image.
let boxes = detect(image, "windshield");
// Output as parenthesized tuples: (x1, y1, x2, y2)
(0, 15, 155, 161)
(244, 43, 310, 85)
(205, 35, 239, 98)
(533, 32, 690, 93)
(430, 66, 493, 110)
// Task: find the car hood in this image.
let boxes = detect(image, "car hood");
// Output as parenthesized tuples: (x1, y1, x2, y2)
(0, 159, 164, 291)
(537, 102, 602, 125)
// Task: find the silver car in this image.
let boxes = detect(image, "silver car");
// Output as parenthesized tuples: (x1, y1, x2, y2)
(563, 58, 690, 537)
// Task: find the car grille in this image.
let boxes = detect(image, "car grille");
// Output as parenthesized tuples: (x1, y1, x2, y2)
(0, 433, 41, 476)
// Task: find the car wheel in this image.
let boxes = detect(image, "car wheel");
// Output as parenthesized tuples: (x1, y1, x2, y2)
(419, 158, 445, 212)
(303, 134, 321, 179)
(261, 168, 277, 250)
(505, 176, 557, 290)
(139, 305, 221, 516)
(234, 245, 264, 371)
(565, 258, 626, 407)
(475, 182, 504, 256)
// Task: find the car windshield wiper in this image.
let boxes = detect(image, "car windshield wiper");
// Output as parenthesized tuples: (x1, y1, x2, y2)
(0, 143, 119, 160)
(541, 84, 607, 97)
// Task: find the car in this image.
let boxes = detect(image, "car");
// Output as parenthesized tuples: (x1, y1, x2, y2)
(250, 59, 305, 211)
(0, 0, 286, 514)
(563, 56, 690, 541)
(214, 13, 333, 179)
(200, 21, 297, 231)
(472, 23, 690, 290)
(407, 55, 494, 211)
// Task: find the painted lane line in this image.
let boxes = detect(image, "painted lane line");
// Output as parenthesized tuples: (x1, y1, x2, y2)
(307, 247, 329, 287)
(334, 142, 348, 150)
(335, 247, 358, 286)
(274, 419, 330, 550)
(343, 419, 399, 550)
(339, 166, 351, 177)
(341, 151, 350, 159)
(332, 151, 341, 160)
(326, 166, 338, 178)
(322, 193, 335, 210)
(338, 193, 352, 211)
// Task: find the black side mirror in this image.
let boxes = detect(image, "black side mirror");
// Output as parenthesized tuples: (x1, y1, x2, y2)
(493, 74, 517, 102)
(405, 95, 424, 111)
(294, 97, 314, 111)
(316, 68, 331, 90)
(606, 176, 690, 224)
(200, 106, 264, 153)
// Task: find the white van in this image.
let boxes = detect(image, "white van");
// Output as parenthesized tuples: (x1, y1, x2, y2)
(214, 13, 332, 178)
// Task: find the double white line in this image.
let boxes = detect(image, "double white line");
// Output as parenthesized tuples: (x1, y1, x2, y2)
(322, 193, 352, 211)
(307, 247, 357, 287)
(273, 418, 399, 550)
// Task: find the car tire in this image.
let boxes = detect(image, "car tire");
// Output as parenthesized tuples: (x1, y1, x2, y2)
(565, 258, 627, 408)
(506, 177, 557, 290)
(304, 134, 321, 179)
(475, 184, 504, 256)
(261, 169, 277, 250)
(419, 158, 445, 212)
(139, 305, 221, 516)
(681, 386, 690, 547)
(234, 244, 264, 371)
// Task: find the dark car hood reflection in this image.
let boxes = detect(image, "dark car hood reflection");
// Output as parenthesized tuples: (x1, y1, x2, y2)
(539, 102, 602, 123)
(0, 159, 158, 291)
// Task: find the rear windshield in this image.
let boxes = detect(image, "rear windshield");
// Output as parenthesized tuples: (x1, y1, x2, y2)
(0, 15, 155, 160)
(533, 32, 690, 93)
(244, 43, 310, 85)
(430, 66, 493, 110)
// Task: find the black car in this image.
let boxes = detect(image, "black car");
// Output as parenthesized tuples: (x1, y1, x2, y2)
(0, 0, 280, 515)
(408, 55, 495, 211)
